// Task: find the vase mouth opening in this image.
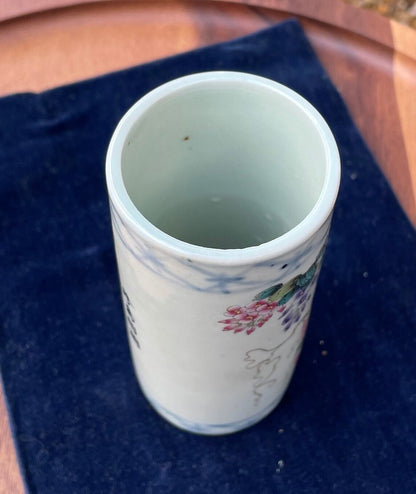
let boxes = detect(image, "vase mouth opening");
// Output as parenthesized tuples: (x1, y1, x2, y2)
(106, 71, 340, 266)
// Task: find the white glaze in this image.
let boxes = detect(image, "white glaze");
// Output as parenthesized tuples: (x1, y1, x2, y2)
(106, 72, 340, 434)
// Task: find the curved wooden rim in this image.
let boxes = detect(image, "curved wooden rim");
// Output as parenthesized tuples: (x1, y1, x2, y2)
(0, 0, 415, 61)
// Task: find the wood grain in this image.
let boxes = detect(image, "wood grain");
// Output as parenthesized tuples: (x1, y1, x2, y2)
(0, 382, 24, 494)
(0, 1, 415, 493)
(392, 22, 416, 214)
(303, 17, 416, 223)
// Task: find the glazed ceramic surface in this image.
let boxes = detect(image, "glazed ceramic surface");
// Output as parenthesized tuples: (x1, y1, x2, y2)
(106, 72, 340, 434)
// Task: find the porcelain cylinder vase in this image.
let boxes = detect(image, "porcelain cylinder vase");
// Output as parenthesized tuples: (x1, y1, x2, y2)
(106, 72, 340, 434)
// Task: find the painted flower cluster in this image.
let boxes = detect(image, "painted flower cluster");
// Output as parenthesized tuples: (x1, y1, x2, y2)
(279, 281, 314, 332)
(219, 300, 285, 335)
(219, 248, 324, 336)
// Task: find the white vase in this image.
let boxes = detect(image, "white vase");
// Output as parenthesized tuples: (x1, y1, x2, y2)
(106, 72, 340, 434)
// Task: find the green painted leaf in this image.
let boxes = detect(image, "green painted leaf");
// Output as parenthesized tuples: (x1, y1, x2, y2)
(296, 265, 316, 288)
(278, 289, 297, 305)
(254, 284, 282, 301)
(269, 279, 297, 303)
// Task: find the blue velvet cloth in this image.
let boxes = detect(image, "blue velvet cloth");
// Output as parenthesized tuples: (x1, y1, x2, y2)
(1, 20, 415, 493)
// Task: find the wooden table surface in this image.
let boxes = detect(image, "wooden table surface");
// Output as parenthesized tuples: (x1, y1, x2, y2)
(1, 1, 415, 492)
